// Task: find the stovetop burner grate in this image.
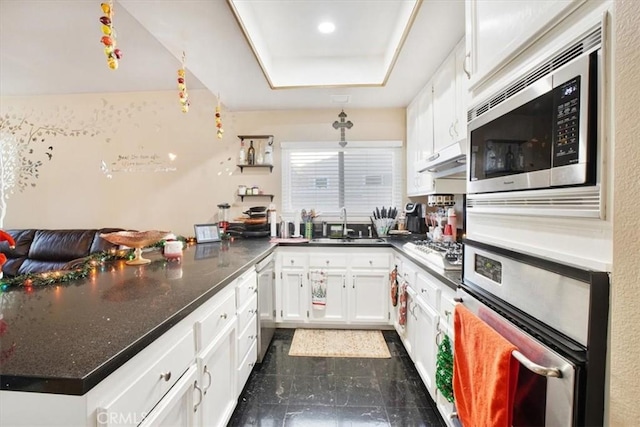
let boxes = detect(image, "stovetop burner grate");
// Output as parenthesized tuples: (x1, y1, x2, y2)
(402, 240, 463, 271)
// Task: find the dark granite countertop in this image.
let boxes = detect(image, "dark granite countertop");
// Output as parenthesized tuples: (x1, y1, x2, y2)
(0, 236, 460, 396)
(0, 239, 275, 395)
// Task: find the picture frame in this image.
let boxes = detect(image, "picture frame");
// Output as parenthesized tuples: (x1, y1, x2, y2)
(193, 223, 221, 243)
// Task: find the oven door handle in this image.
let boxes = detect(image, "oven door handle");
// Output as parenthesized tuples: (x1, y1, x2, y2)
(453, 297, 563, 378)
(512, 350, 562, 378)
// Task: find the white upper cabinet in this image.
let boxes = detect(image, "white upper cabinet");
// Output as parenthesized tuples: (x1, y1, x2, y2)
(432, 38, 467, 152)
(406, 86, 435, 196)
(465, 0, 582, 89)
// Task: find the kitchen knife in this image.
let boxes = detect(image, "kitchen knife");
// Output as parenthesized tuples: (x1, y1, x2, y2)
(382, 206, 386, 218)
(376, 207, 381, 219)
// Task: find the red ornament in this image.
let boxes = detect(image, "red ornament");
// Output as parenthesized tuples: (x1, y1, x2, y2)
(101, 36, 113, 46)
(99, 16, 111, 25)
(113, 48, 122, 59)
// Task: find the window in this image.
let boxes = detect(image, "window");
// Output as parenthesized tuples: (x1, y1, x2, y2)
(281, 141, 403, 219)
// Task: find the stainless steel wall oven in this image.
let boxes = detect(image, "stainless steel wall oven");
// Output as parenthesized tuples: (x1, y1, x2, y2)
(457, 240, 609, 426)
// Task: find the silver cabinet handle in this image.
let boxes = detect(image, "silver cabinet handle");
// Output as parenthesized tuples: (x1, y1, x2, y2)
(193, 381, 203, 413)
(159, 371, 171, 382)
(463, 52, 471, 79)
(203, 366, 212, 395)
(220, 313, 228, 319)
(426, 152, 440, 162)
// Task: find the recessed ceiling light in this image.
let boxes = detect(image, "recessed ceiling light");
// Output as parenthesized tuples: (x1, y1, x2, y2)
(318, 22, 335, 34)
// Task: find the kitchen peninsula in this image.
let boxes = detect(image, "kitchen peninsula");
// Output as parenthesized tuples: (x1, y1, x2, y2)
(0, 237, 460, 426)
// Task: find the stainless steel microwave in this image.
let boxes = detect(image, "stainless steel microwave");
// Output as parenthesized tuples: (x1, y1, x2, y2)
(467, 46, 600, 195)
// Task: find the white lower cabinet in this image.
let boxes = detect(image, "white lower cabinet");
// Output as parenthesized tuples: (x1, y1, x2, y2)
(414, 299, 438, 400)
(138, 364, 199, 427)
(276, 247, 390, 326)
(309, 269, 348, 323)
(280, 269, 307, 321)
(349, 270, 389, 323)
(196, 320, 237, 427)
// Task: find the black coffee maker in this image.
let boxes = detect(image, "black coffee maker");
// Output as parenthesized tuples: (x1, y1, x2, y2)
(404, 202, 425, 234)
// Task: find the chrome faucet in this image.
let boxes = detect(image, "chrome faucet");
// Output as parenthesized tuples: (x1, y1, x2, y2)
(340, 206, 348, 237)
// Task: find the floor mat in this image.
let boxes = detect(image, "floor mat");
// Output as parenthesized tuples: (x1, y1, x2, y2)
(289, 329, 391, 358)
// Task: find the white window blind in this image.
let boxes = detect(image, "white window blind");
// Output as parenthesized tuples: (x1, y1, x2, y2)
(281, 141, 403, 219)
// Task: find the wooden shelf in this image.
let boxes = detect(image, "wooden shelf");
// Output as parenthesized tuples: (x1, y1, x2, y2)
(236, 164, 273, 173)
(237, 135, 273, 141)
(239, 193, 275, 202)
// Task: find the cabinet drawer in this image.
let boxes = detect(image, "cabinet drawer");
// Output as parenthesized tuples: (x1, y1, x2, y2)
(236, 270, 257, 307)
(415, 272, 440, 309)
(280, 253, 308, 268)
(98, 329, 194, 425)
(237, 293, 258, 334)
(309, 253, 347, 268)
(196, 288, 236, 351)
(440, 287, 457, 334)
(237, 314, 258, 361)
(351, 253, 390, 269)
(237, 341, 257, 393)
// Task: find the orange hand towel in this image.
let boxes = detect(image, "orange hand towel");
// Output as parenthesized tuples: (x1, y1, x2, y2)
(453, 304, 519, 427)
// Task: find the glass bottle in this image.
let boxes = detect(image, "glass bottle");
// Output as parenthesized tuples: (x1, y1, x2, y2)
(505, 146, 515, 171)
(247, 140, 256, 165)
(238, 140, 246, 165)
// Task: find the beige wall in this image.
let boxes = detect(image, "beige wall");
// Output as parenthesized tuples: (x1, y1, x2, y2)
(0, 91, 404, 236)
(609, 0, 640, 424)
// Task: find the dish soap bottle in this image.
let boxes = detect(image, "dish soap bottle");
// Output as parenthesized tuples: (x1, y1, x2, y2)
(247, 140, 256, 165)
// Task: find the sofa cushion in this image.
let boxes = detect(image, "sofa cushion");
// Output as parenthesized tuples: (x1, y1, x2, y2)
(28, 230, 97, 262)
(0, 229, 36, 277)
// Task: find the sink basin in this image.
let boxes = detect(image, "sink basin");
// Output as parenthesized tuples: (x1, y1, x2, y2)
(309, 237, 387, 244)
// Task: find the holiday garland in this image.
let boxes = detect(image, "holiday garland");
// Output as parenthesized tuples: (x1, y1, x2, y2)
(215, 96, 224, 139)
(436, 333, 455, 403)
(0, 237, 187, 291)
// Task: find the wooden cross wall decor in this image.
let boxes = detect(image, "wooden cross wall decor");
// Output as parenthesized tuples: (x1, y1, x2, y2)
(332, 110, 353, 147)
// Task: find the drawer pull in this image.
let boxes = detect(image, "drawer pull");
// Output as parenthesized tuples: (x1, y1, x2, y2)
(421, 289, 428, 294)
(220, 313, 228, 319)
(290, 259, 294, 265)
(203, 366, 212, 395)
(248, 335, 254, 340)
(193, 381, 203, 413)
(159, 371, 171, 382)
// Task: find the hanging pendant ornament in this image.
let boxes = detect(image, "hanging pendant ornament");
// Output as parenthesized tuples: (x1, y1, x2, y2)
(178, 52, 190, 113)
(215, 94, 224, 139)
(99, 1, 122, 70)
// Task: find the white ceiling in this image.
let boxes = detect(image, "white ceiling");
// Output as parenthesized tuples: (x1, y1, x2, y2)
(0, 0, 464, 112)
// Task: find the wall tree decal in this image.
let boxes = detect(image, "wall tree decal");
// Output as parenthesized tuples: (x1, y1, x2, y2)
(0, 115, 62, 228)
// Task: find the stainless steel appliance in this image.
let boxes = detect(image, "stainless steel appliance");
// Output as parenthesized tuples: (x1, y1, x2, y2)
(466, 24, 604, 217)
(404, 202, 425, 234)
(255, 253, 275, 362)
(457, 240, 609, 426)
(402, 240, 462, 272)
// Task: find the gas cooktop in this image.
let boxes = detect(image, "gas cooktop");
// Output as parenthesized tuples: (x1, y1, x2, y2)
(402, 240, 463, 271)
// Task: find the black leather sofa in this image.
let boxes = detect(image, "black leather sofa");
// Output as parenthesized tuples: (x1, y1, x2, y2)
(0, 228, 123, 277)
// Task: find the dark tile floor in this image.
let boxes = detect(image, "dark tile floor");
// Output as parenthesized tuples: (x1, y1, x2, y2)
(228, 329, 446, 427)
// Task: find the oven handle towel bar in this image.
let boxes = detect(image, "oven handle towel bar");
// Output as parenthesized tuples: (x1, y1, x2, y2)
(512, 350, 562, 378)
(453, 297, 563, 379)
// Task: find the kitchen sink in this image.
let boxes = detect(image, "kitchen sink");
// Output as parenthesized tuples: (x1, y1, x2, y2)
(309, 237, 387, 244)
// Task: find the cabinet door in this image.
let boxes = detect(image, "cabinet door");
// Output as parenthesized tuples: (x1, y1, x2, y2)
(466, 0, 579, 85)
(349, 271, 388, 324)
(138, 364, 198, 427)
(453, 38, 468, 141)
(309, 270, 348, 323)
(406, 97, 421, 195)
(432, 51, 457, 152)
(414, 301, 439, 400)
(280, 270, 307, 322)
(197, 321, 237, 427)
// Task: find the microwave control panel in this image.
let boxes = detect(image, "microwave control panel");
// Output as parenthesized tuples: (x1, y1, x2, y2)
(553, 76, 581, 167)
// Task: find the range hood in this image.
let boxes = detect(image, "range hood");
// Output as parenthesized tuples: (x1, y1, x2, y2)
(415, 140, 467, 179)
